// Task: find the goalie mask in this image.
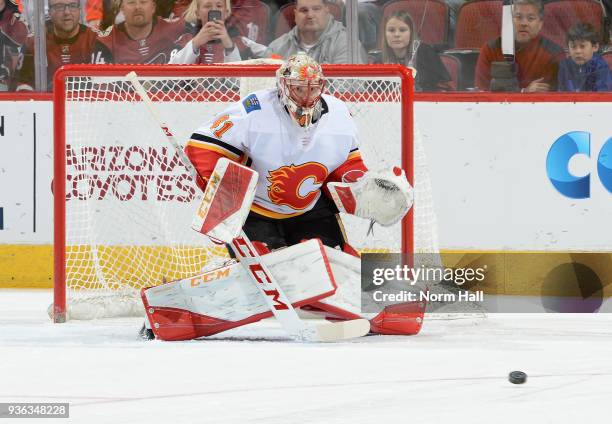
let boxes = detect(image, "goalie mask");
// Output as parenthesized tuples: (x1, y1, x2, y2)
(276, 53, 326, 128)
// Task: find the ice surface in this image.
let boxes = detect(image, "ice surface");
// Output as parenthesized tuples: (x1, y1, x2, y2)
(1, 289, 612, 424)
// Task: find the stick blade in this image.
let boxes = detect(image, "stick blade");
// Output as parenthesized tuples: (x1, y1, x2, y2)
(312, 319, 370, 342)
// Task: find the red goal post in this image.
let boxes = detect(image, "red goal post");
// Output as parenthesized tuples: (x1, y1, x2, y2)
(53, 64, 417, 322)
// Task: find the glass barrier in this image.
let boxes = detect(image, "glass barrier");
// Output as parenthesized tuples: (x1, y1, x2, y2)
(7, 0, 612, 93)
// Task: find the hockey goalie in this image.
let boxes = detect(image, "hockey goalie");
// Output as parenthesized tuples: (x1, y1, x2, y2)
(139, 53, 423, 341)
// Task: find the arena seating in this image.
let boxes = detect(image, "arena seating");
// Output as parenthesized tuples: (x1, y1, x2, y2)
(541, 0, 605, 48)
(440, 52, 463, 90)
(454, 0, 503, 50)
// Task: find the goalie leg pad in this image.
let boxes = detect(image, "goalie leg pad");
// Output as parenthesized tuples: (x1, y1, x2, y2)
(142, 239, 336, 341)
(312, 246, 425, 335)
(369, 302, 425, 335)
(302, 300, 425, 335)
(312, 246, 363, 317)
(142, 303, 275, 341)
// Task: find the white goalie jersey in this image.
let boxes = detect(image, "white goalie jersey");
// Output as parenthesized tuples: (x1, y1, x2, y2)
(185, 89, 367, 219)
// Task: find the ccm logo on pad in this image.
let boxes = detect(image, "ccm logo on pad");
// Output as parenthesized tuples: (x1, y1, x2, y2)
(232, 237, 289, 311)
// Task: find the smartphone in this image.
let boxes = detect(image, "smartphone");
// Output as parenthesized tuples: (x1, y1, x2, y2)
(208, 10, 222, 22)
(207, 10, 222, 43)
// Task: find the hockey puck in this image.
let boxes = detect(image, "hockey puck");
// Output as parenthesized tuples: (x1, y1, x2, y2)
(508, 371, 527, 384)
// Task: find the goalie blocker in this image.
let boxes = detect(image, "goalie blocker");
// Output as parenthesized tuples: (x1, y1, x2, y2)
(140, 159, 423, 341)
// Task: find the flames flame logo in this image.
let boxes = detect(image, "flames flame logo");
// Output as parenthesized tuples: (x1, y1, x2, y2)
(299, 64, 319, 81)
(267, 163, 328, 210)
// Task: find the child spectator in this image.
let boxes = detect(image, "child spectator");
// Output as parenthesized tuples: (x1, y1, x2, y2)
(558, 23, 612, 92)
(375, 10, 451, 91)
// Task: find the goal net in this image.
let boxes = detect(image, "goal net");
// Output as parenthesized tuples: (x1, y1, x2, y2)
(53, 64, 439, 321)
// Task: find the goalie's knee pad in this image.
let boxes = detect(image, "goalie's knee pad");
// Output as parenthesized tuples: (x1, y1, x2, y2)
(369, 302, 425, 335)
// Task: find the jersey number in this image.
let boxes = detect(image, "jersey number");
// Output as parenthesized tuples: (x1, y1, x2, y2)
(211, 114, 233, 139)
(91, 51, 106, 65)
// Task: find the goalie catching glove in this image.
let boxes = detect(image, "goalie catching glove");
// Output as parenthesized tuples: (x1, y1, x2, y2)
(327, 167, 413, 226)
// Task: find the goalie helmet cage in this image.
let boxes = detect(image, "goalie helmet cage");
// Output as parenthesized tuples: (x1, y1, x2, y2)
(53, 64, 438, 323)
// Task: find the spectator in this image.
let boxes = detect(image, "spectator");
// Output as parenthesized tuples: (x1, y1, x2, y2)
(375, 10, 451, 91)
(0, 0, 27, 91)
(225, 0, 271, 58)
(92, 0, 186, 64)
(170, 0, 241, 63)
(262, 0, 367, 64)
(16, 0, 104, 91)
(165, 0, 273, 60)
(558, 23, 612, 92)
(475, 0, 564, 92)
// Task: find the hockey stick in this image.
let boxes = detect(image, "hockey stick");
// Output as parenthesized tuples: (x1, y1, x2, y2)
(194, 158, 371, 341)
(126, 72, 370, 342)
(125, 72, 200, 184)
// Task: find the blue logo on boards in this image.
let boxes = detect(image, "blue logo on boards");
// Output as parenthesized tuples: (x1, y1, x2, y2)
(546, 131, 612, 199)
(242, 94, 261, 113)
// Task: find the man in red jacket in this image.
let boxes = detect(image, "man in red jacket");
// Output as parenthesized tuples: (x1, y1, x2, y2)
(16, 0, 104, 91)
(92, 0, 186, 64)
(475, 0, 565, 92)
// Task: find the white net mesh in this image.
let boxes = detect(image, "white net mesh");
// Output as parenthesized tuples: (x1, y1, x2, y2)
(56, 65, 439, 320)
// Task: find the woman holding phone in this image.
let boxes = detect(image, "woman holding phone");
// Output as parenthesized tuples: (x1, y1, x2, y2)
(170, 0, 242, 64)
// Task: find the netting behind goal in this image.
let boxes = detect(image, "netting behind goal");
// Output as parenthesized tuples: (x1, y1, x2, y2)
(53, 64, 438, 321)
